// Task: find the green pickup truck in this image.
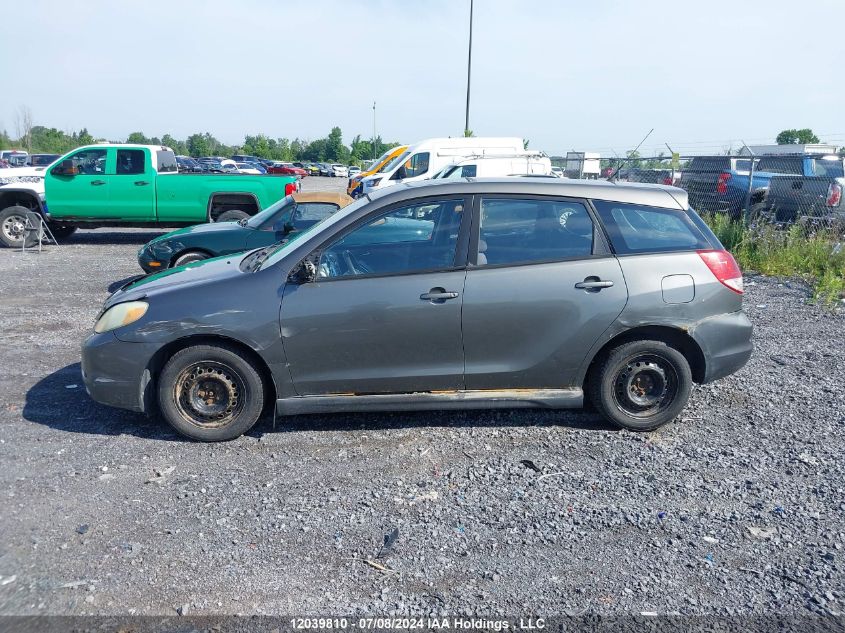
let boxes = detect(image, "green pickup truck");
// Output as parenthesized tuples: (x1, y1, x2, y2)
(0, 144, 297, 247)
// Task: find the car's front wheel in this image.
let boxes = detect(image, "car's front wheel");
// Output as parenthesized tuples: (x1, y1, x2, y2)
(588, 340, 692, 431)
(172, 250, 210, 267)
(158, 344, 265, 441)
(0, 206, 37, 248)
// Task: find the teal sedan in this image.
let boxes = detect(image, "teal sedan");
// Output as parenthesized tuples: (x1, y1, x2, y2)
(137, 192, 353, 273)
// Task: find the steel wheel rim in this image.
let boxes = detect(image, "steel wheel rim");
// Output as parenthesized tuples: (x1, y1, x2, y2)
(2, 214, 25, 242)
(172, 361, 247, 429)
(612, 353, 678, 419)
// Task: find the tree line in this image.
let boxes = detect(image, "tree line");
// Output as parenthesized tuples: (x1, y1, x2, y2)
(0, 122, 401, 166)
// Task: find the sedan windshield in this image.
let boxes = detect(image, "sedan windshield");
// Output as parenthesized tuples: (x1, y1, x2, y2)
(258, 196, 371, 270)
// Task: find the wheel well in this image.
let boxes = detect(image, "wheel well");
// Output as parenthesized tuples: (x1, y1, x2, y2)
(583, 325, 707, 388)
(169, 247, 214, 268)
(208, 193, 259, 221)
(144, 334, 277, 415)
(0, 191, 41, 214)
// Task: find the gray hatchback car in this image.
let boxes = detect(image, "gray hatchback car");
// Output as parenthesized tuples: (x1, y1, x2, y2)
(82, 179, 752, 441)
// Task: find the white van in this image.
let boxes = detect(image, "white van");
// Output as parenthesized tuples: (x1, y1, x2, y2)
(432, 152, 552, 179)
(359, 137, 525, 194)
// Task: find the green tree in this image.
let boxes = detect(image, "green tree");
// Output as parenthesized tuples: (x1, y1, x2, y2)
(186, 133, 210, 157)
(126, 131, 150, 144)
(776, 128, 820, 145)
(76, 128, 94, 146)
(324, 126, 350, 162)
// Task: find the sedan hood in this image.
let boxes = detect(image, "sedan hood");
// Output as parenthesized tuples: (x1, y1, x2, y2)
(149, 221, 250, 244)
(105, 254, 245, 308)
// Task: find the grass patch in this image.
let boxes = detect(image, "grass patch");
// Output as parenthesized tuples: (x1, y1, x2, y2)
(703, 214, 845, 305)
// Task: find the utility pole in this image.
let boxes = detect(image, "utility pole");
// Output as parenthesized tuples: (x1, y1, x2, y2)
(372, 101, 377, 162)
(464, 0, 473, 136)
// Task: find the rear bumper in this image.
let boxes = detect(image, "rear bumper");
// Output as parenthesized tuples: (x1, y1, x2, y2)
(81, 332, 159, 413)
(691, 310, 753, 383)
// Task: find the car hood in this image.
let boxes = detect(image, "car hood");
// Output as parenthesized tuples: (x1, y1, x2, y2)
(147, 222, 251, 246)
(106, 254, 245, 308)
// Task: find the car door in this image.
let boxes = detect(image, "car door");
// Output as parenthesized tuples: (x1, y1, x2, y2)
(109, 148, 155, 220)
(279, 196, 471, 395)
(461, 195, 628, 389)
(45, 147, 111, 218)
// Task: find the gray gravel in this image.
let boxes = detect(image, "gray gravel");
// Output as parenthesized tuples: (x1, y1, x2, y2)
(0, 176, 843, 617)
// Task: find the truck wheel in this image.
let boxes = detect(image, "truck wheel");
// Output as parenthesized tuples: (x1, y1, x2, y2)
(173, 250, 210, 267)
(216, 210, 249, 223)
(49, 225, 77, 240)
(745, 202, 772, 230)
(0, 206, 37, 248)
(157, 343, 265, 441)
(588, 340, 692, 432)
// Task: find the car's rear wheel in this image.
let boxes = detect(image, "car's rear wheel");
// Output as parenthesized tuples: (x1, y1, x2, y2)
(172, 250, 210, 267)
(588, 340, 692, 431)
(0, 206, 37, 248)
(158, 344, 264, 441)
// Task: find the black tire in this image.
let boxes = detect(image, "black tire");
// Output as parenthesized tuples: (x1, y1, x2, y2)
(588, 340, 692, 432)
(157, 344, 265, 441)
(172, 250, 210, 267)
(0, 206, 37, 248)
(49, 224, 77, 239)
(745, 202, 772, 229)
(216, 210, 249, 223)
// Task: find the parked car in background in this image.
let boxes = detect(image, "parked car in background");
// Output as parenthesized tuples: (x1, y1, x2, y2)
(347, 145, 408, 197)
(85, 178, 751, 441)
(235, 162, 263, 175)
(0, 150, 28, 166)
(622, 168, 680, 186)
(330, 164, 349, 178)
(551, 166, 565, 178)
(303, 163, 320, 176)
(175, 155, 203, 172)
(197, 158, 225, 173)
(348, 166, 361, 177)
(137, 191, 354, 271)
(0, 144, 297, 247)
(756, 156, 845, 227)
(268, 162, 307, 177)
(317, 163, 333, 177)
(231, 154, 265, 166)
(25, 154, 61, 167)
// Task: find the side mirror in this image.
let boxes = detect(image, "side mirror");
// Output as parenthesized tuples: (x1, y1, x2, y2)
(290, 259, 317, 284)
(52, 160, 78, 177)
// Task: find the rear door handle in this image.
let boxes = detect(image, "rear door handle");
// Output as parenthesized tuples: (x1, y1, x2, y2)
(420, 288, 460, 303)
(91, 180, 106, 186)
(134, 180, 149, 186)
(575, 278, 614, 291)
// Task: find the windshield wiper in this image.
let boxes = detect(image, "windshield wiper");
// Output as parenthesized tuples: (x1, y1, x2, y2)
(241, 245, 275, 272)
(238, 217, 249, 227)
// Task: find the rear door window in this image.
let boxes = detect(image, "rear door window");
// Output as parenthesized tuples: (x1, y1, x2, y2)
(116, 149, 145, 175)
(592, 200, 711, 254)
(478, 198, 594, 265)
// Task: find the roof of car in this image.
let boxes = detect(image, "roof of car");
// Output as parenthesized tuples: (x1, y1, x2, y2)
(366, 177, 688, 210)
(291, 191, 354, 207)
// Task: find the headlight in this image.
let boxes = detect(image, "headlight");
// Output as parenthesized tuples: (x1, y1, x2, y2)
(94, 301, 149, 333)
(368, 178, 382, 187)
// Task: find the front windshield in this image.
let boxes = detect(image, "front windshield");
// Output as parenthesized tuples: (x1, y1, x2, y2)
(433, 165, 460, 179)
(377, 150, 410, 174)
(246, 195, 295, 228)
(258, 196, 372, 270)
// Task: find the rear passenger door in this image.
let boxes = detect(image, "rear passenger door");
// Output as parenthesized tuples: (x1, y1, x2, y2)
(461, 196, 628, 389)
(109, 148, 155, 220)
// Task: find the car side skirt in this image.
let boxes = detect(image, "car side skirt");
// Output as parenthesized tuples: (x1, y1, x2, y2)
(276, 388, 583, 416)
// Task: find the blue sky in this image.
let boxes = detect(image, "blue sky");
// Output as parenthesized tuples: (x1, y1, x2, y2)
(2, 0, 844, 156)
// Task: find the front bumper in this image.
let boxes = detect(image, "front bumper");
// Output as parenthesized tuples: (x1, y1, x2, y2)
(691, 310, 753, 383)
(81, 332, 160, 413)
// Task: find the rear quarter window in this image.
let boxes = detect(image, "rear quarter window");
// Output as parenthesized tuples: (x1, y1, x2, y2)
(686, 157, 730, 172)
(592, 200, 712, 254)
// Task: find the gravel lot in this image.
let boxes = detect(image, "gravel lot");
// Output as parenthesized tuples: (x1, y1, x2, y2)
(0, 176, 844, 618)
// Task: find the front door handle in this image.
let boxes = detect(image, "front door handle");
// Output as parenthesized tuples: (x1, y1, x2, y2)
(91, 180, 106, 186)
(420, 287, 460, 303)
(134, 180, 149, 186)
(575, 277, 614, 291)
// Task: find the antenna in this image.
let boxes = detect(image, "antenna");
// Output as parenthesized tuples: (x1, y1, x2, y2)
(609, 128, 654, 182)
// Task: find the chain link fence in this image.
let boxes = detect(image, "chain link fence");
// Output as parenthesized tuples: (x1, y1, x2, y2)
(553, 151, 845, 232)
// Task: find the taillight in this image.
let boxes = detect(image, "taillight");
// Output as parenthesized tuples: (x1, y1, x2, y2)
(826, 183, 842, 207)
(284, 182, 296, 196)
(716, 172, 731, 195)
(698, 249, 743, 294)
